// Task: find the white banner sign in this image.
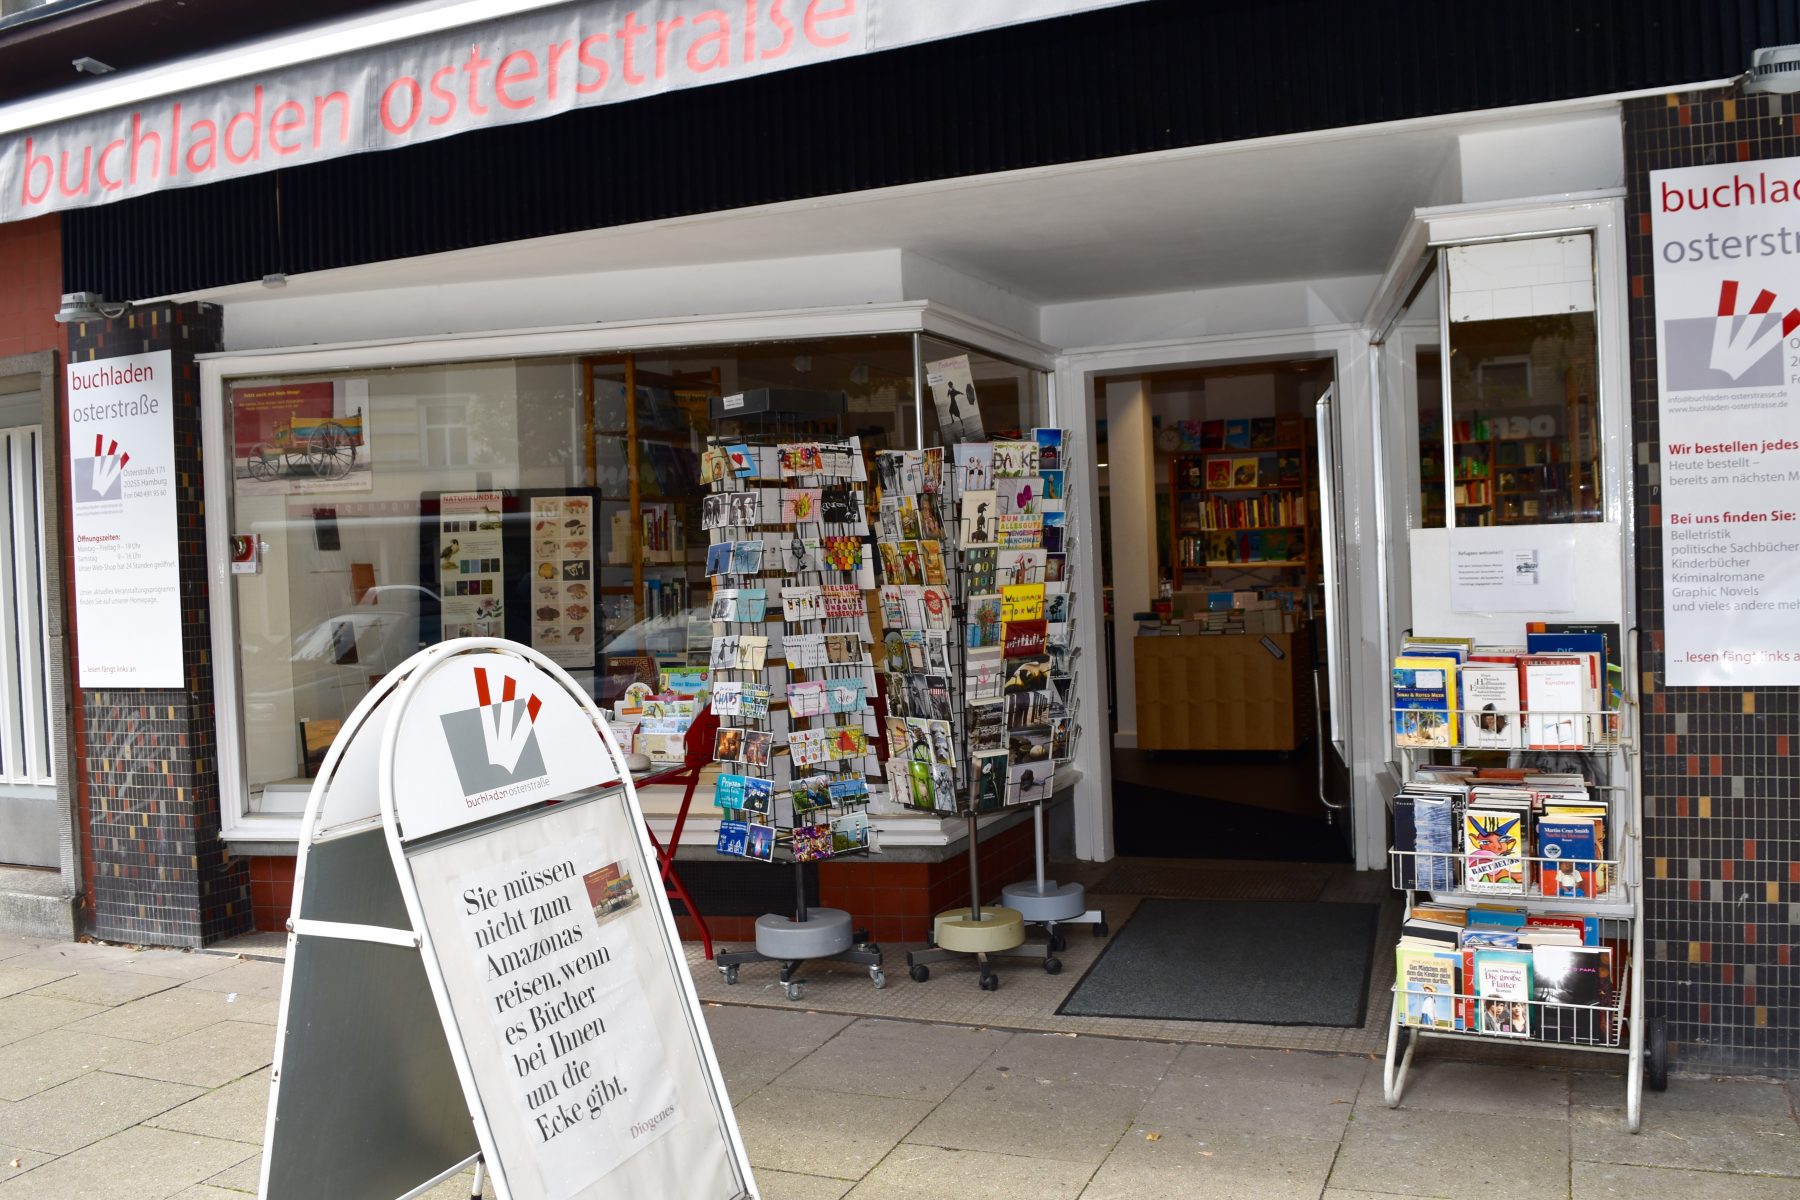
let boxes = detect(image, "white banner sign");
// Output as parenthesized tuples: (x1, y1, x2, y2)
(2, 0, 1141, 221)
(68, 351, 184, 688)
(1652, 157, 1800, 685)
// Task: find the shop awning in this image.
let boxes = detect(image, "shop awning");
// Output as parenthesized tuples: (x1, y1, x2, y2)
(0, 0, 1144, 222)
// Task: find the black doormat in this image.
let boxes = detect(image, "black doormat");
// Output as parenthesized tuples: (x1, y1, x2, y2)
(1093, 861, 1333, 903)
(1111, 783, 1352, 863)
(1056, 897, 1379, 1027)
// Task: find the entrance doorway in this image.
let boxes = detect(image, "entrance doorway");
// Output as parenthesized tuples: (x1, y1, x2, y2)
(1094, 356, 1352, 864)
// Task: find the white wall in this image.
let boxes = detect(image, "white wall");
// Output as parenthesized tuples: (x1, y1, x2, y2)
(1103, 378, 1157, 746)
(1042, 275, 1380, 350)
(1455, 113, 1623, 203)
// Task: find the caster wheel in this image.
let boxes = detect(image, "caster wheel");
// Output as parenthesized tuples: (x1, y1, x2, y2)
(979, 972, 1000, 992)
(870, 969, 887, 990)
(721, 965, 739, 985)
(1049, 931, 1067, 952)
(1647, 1016, 1669, 1092)
(785, 982, 805, 1002)
(1093, 922, 1110, 939)
(853, 928, 870, 944)
(909, 963, 930, 984)
(1043, 957, 1063, 975)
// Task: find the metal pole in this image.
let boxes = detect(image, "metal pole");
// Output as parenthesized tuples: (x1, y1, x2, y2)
(966, 813, 982, 921)
(794, 860, 808, 924)
(1032, 803, 1048, 894)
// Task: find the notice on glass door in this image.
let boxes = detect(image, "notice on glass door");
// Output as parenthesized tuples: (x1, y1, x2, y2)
(1653, 156, 1800, 685)
(67, 350, 183, 687)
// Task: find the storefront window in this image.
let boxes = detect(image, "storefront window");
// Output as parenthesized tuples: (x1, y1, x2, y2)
(1442, 234, 1602, 527)
(224, 332, 1041, 817)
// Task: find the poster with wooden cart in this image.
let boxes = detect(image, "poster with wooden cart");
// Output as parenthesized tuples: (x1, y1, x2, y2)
(231, 379, 373, 494)
(260, 639, 755, 1200)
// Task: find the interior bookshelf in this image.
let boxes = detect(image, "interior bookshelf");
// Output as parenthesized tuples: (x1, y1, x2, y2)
(1419, 407, 1601, 528)
(1168, 431, 1315, 588)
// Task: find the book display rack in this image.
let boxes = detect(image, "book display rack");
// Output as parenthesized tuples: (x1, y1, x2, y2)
(702, 433, 886, 999)
(873, 425, 1102, 990)
(1383, 627, 1665, 1131)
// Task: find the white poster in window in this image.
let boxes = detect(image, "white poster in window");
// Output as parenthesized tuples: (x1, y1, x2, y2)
(1652, 157, 1800, 685)
(1449, 526, 1576, 614)
(440, 491, 505, 639)
(530, 495, 594, 667)
(925, 355, 985, 444)
(68, 351, 183, 687)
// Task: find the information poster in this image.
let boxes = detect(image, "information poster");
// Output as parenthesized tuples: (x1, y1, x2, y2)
(440, 491, 505, 639)
(1449, 527, 1576, 614)
(68, 350, 183, 686)
(530, 495, 595, 667)
(231, 379, 373, 495)
(1653, 157, 1800, 684)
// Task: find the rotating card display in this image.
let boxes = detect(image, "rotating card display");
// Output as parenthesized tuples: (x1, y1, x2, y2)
(704, 437, 879, 863)
(874, 427, 1081, 815)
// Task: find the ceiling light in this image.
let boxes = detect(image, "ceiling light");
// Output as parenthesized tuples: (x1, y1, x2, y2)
(54, 292, 132, 323)
(1745, 45, 1800, 94)
(72, 57, 114, 75)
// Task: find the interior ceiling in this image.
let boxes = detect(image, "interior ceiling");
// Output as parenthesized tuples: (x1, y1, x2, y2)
(204, 107, 1605, 312)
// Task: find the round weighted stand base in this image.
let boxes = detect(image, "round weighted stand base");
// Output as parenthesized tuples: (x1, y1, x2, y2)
(932, 906, 1026, 953)
(1001, 880, 1088, 923)
(753, 908, 854, 961)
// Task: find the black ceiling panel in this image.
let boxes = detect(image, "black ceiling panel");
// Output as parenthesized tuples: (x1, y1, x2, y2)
(62, 0, 1800, 300)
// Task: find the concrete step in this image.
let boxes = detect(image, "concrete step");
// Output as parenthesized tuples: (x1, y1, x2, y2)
(0, 865, 79, 940)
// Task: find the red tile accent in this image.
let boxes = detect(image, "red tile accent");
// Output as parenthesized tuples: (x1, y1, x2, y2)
(1676, 796, 1690, 818)
(1630, 274, 1645, 299)
(1745, 839, 1758, 861)
(1688, 879, 1702, 902)
(1722, 860, 1734, 882)
(1780, 736, 1791, 757)
(1678, 104, 1693, 126)
(1745, 985, 1757, 1006)
(1722, 964, 1735, 985)
(1746, 924, 1758, 945)
(1686, 754, 1699, 776)
(1779, 945, 1792, 966)
(1664, 734, 1678, 755)
(1737, 139, 1753, 161)
(1700, 1002, 1712, 1024)
(1709, 755, 1723, 776)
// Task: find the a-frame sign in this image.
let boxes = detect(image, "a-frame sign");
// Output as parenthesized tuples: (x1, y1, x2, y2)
(260, 638, 757, 1199)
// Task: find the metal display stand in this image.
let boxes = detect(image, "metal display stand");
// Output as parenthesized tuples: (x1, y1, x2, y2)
(1000, 803, 1107, 949)
(1381, 629, 1667, 1132)
(715, 865, 884, 999)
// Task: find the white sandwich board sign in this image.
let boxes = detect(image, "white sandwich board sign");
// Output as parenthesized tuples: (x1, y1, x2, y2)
(261, 638, 756, 1200)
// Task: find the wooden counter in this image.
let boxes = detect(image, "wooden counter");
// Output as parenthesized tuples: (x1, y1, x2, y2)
(1134, 630, 1312, 751)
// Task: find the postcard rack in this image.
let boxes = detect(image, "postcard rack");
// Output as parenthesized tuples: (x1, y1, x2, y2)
(703, 433, 886, 1000)
(1382, 628, 1666, 1132)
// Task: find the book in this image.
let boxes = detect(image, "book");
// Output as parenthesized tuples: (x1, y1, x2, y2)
(1396, 944, 1459, 1029)
(1393, 656, 1459, 748)
(1464, 807, 1527, 894)
(1460, 660, 1521, 749)
(1532, 944, 1610, 1043)
(1205, 459, 1233, 489)
(1230, 457, 1259, 488)
(1200, 420, 1224, 450)
(1521, 653, 1595, 749)
(1537, 818, 1599, 898)
(1473, 948, 1534, 1037)
(1223, 419, 1251, 449)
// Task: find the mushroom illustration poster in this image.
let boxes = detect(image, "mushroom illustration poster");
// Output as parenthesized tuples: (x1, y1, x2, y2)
(67, 351, 182, 686)
(1653, 157, 1800, 684)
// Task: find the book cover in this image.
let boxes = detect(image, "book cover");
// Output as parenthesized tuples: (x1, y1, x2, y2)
(1250, 417, 1278, 449)
(1521, 654, 1593, 749)
(1537, 818, 1598, 898)
(1395, 944, 1458, 1029)
(1200, 420, 1225, 450)
(1532, 944, 1609, 1043)
(1230, 457, 1259, 488)
(1473, 948, 1534, 1037)
(1393, 656, 1459, 748)
(1205, 458, 1233, 489)
(1464, 808, 1527, 894)
(1460, 661, 1522, 749)
(1223, 418, 1251, 449)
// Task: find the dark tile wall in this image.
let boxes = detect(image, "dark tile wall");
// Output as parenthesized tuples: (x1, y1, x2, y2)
(1625, 87, 1800, 1073)
(68, 303, 250, 948)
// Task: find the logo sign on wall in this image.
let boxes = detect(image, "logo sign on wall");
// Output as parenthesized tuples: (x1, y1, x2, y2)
(66, 350, 184, 687)
(262, 641, 752, 1200)
(1652, 157, 1800, 685)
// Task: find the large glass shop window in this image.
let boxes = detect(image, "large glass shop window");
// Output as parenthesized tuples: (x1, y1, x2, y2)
(1440, 234, 1602, 527)
(227, 335, 948, 814)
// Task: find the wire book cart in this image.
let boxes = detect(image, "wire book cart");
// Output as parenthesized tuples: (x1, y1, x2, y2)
(1383, 630, 1667, 1132)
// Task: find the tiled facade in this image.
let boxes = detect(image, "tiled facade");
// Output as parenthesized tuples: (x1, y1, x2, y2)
(68, 304, 251, 948)
(0, 216, 62, 361)
(1626, 86, 1800, 1073)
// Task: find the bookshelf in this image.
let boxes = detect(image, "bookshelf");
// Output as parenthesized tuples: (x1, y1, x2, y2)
(1420, 398, 1601, 527)
(1168, 418, 1315, 588)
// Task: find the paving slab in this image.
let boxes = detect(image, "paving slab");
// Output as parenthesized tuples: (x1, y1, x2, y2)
(753, 1167, 855, 1200)
(170, 1187, 250, 1200)
(776, 1019, 1011, 1103)
(1321, 1191, 1451, 1200)
(904, 1033, 1177, 1166)
(1135, 1044, 1369, 1140)
(0, 937, 47, 964)
(1379, 1058, 1571, 1120)
(25, 968, 182, 1008)
(0, 968, 75, 1000)
(0, 1126, 254, 1199)
(733, 1084, 933, 1181)
(0, 1145, 53, 1185)
(701, 1005, 855, 1099)
(108, 1021, 274, 1089)
(202, 1153, 259, 1192)
(0, 1069, 201, 1155)
(90, 949, 235, 982)
(0, 994, 107, 1049)
(67, 985, 253, 1044)
(1571, 1104, 1800, 1177)
(1, 943, 145, 975)
(1572, 1069, 1797, 1118)
(147, 1068, 273, 1146)
(845, 1143, 1093, 1200)
(1079, 1127, 1343, 1200)
(1328, 1103, 1571, 1200)
(1572, 1159, 1800, 1198)
(177, 961, 286, 999)
(0, 1027, 141, 1102)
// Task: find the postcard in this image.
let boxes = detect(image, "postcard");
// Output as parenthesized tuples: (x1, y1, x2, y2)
(716, 820, 749, 856)
(960, 490, 998, 547)
(953, 442, 994, 493)
(745, 822, 776, 861)
(792, 822, 834, 863)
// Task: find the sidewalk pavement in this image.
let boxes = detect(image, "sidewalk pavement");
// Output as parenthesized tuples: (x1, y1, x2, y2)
(3, 933, 1798, 1199)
